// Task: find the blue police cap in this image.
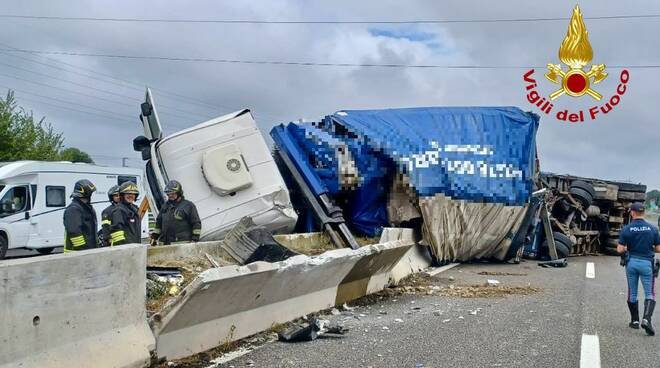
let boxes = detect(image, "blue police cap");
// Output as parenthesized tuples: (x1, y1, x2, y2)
(630, 202, 645, 212)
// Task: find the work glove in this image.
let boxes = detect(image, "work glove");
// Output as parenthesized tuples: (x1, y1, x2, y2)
(149, 237, 158, 247)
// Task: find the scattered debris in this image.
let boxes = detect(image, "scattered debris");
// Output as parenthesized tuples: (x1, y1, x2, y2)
(277, 317, 348, 343)
(394, 318, 404, 323)
(477, 271, 527, 276)
(342, 303, 354, 311)
(330, 308, 341, 316)
(223, 217, 299, 264)
(487, 279, 501, 287)
(382, 326, 390, 330)
(433, 310, 443, 316)
(538, 258, 568, 268)
(442, 319, 451, 323)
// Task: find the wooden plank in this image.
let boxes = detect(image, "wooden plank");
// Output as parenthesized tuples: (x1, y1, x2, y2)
(608, 216, 624, 224)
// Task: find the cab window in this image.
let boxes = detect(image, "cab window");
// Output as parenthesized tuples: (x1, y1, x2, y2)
(0, 185, 29, 217)
(118, 175, 137, 186)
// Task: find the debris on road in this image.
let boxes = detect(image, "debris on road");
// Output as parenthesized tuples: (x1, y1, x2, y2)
(486, 279, 501, 287)
(277, 317, 348, 343)
(477, 271, 528, 276)
(538, 258, 568, 268)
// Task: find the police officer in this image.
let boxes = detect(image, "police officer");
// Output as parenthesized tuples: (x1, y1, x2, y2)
(100, 185, 120, 247)
(109, 181, 141, 246)
(151, 180, 201, 245)
(63, 179, 98, 252)
(619, 202, 660, 336)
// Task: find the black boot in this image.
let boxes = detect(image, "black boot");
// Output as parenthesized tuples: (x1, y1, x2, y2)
(628, 301, 640, 329)
(641, 299, 656, 336)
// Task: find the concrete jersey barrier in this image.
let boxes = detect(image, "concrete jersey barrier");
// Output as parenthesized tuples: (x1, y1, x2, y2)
(0, 244, 155, 368)
(151, 239, 415, 360)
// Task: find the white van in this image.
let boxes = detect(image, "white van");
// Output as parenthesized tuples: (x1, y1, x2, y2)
(0, 161, 149, 259)
(133, 88, 297, 241)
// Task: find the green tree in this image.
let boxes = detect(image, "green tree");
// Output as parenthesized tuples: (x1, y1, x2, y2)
(0, 90, 93, 163)
(59, 147, 94, 163)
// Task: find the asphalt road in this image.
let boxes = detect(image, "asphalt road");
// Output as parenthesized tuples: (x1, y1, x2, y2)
(221, 256, 660, 368)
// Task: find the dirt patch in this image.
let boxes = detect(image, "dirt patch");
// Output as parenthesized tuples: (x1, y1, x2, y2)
(434, 284, 541, 298)
(476, 271, 528, 276)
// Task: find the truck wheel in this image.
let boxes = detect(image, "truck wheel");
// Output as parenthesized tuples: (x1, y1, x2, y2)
(570, 180, 596, 198)
(0, 235, 7, 260)
(569, 187, 593, 209)
(37, 247, 54, 255)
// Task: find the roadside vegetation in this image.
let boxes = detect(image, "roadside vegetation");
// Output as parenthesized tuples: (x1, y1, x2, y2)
(0, 90, 93, 163)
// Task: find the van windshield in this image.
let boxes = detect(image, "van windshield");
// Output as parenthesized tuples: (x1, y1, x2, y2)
(0, 186, 28, 217)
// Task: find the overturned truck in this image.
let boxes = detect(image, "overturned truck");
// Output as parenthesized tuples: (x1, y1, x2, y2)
(534, 172, 646, 257)
(270, 107, 540, 263)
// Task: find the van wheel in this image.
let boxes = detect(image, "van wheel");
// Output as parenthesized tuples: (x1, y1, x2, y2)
(0, 235, 7, 260)
(37, 247, 54, 255)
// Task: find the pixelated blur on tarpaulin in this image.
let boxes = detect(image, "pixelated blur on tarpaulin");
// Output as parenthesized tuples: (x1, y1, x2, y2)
(271, 107, 539, 238)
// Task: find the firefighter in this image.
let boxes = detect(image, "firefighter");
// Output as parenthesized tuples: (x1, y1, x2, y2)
(99, 185, 120, 247)
(109, 181, 141, 246)
(151, 180, 201, 245)
(63, 179, 98, 252)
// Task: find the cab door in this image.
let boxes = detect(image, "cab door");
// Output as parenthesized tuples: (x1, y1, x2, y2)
(0, 185, 32, 248)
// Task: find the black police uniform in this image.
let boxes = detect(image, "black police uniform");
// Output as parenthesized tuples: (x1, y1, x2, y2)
(109, 201, 141, 245)
(153, 197, 202, 245)
(63, 198, 98, 251)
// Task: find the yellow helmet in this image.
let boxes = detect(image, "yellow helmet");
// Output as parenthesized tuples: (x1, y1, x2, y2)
(119, 181, 140, 196)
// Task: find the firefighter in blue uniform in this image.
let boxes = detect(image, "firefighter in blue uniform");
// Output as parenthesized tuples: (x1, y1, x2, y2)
(63, 179, 98, 252)
(618, 202, 660, 336)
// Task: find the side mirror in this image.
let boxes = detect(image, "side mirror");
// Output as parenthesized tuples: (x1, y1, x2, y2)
(133, 135, 152, 152)
(1, 199, 10, 212)
(24, 211, 30, 220)
(141, 147, 152, 161)
(141, 102, 152, 117)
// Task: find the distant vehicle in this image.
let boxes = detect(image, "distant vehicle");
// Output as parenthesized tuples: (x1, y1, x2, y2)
(0, 161, 149, 259)
(133, 88, 297, 241)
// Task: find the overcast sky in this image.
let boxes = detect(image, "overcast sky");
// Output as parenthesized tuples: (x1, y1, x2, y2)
(0, 1, 658, 189)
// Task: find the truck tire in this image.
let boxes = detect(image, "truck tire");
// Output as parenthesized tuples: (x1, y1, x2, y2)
(36, 247, 54, 255)
(542, 231, 574, 258)
(570, 180, 596, 198)
(0, 234, 7, 260)
(542, 239, 570, 258)
(569, 187, 593, 209)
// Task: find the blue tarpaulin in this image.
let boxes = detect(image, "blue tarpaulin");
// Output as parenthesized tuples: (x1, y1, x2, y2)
(271, 106, 539, 236)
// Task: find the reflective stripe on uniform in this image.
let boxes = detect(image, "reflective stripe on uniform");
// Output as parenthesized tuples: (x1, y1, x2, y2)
(111, 230, 126, 243)
(101, 219, 112, 225)
(192, 229, 201, 235)
(70, 235, 86, 247)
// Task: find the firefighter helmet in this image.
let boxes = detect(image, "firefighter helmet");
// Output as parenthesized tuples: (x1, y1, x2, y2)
(71, 179, 96, 198)
(164, 180, 183, 196)
(107, 185, 120, 201)
(119, 181, 140, 197)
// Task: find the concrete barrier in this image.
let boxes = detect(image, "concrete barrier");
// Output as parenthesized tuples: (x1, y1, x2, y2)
(381, 228, 434, 284)
(150, 239, 414, 360)
(0, 245, 155, 368)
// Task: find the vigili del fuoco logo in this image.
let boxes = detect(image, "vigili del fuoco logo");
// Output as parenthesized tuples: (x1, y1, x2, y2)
(523, 5, 629, 122)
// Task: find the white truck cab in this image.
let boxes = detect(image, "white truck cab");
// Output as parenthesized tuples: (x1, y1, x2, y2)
(133, 88, 297, 241)
(0, 161, 149, 259)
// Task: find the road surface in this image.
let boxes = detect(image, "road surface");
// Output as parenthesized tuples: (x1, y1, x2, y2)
(217, 256, 659, 368)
